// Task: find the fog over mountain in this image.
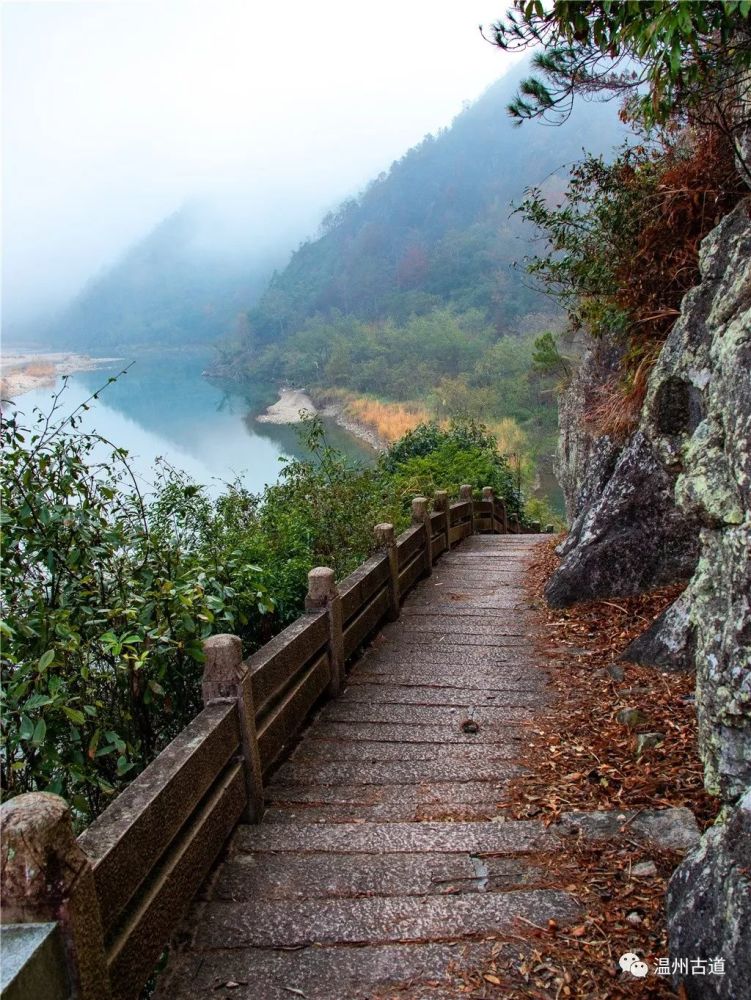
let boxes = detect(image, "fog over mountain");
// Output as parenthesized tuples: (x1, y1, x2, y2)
(2, 0, 520, 340)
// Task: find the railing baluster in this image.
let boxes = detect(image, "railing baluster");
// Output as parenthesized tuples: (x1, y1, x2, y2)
(202, 634, 264, 823)
(375, 522, 400, 619)
(411, 497, 432, 576)
(459, 484, 474, 535)
(433, 490, 449, 555)
(305, 567, 345, 696)
(1, 792, 112, 1000)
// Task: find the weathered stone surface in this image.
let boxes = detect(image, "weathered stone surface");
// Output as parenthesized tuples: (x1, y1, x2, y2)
(154, 941, 510, 1000)
(195, 889, 578, 949)
(291, 740, 516, 763)
(359, 644, 538, 666)
(308, 721, 529, 743)
(0, 924, 69, 1000)
(233, 820, 557, 855)
(211, 852, 547, 900)
(546, 432, 700, 606)
(556, 339, 626, 525)
(270, 756, 523, 787)
(549, 197, 751, 805)
(339, 682, 542, 708)
(349, 667, 543, 690)
(622, 590, 695, 672)
(262, 801, 503, 823)
(660, 198, 751, 991)
(689, 524, 751, 798)
(264, 780, 515, 807)
(558, 808, 700, 852)
(322, 701, 537, 725)
(667, 790, 751, 999)
(0, 793, 111, 1000)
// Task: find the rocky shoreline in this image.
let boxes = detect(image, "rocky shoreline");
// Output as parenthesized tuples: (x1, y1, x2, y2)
(256, 386, 386, 452)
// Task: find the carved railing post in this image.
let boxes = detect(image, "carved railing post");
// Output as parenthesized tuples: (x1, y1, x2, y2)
(1, 792, 112, 1000)
(459, 484, 474, 535)
(482, 486, 494, 534)
(202, 634, 264, 823)
(530, 520, 542, 534)
(433, 490, 449, 556)
(497, 497, 509, 534)
(375, 523, 400, 620)
(306, 567, 344, 697)
(411, 497, 432, 576)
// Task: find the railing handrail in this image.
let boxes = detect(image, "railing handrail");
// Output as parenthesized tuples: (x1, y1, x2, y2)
(0, 488, 536, 1000)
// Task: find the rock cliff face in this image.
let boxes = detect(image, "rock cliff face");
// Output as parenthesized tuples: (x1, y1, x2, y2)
(551, 197, 751, 999)
(555, 342, 624, 524)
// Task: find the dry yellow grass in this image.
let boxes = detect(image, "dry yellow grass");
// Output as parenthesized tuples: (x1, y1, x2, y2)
(344, 397, 431, 442)
(317, 390, 529, 463)
(487, 417, 528, 456)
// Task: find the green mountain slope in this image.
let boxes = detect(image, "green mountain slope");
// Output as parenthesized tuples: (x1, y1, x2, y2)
(236, 65, 628, 352)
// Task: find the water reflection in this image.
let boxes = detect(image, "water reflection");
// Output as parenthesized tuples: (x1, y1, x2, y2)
(12, 349, 373, 495)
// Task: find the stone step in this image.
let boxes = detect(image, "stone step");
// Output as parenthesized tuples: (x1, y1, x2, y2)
(155, 940, 516, 1000)
(291, 740, 517, 764)
(195, 888, 578, 949)
(306, 721, 531, 744)
(263, 781, 516, 808)
(211, 852, 549, 901)
(320, 701, 537, 725)
(358, 646, 538, 666)
(382, 628, 529, 644)
(232, 820, 557, 855)
(400, 607, 529, 620)
(262, 800, 503, 823)
(348, 669, 542, 690)
(406, 598, 532, 610)
(270, 757, 524, 787)
(338, 682, 543, 709)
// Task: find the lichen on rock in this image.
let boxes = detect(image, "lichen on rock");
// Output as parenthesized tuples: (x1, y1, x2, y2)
(667, 790, 751, 1000)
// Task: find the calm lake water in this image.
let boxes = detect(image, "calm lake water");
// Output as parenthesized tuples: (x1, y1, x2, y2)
(10, 349, 374, 494)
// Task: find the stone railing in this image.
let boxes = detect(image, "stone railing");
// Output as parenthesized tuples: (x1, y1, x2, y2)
(0, 488, 530, 1000)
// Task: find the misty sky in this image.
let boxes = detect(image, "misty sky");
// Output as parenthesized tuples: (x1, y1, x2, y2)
(2, 0, 522, 331)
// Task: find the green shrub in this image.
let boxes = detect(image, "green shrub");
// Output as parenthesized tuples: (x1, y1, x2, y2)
(381, 419, 523, 516)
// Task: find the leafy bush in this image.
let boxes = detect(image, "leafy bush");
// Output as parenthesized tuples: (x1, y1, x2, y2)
(381, 420, 523, 517)
(0, 393, 272, 820)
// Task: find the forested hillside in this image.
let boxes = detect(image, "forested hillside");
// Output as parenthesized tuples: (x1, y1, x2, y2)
(217, 64, 627, 511)
(238, 66, 626, 344)
(47, 207, 274, 350)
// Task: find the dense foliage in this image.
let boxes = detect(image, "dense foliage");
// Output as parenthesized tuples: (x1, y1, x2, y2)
(1, 390, 520, 823)
(491, 1, 751, 174)
(501, 3, 750, 436)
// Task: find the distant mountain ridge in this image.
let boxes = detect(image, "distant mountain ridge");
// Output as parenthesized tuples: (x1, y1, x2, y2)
(47, 207, 274, 350)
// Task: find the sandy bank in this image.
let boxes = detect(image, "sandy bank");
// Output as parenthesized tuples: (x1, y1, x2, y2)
(0, 352, 122, 400)
(256, 387, 386, 451)
(255, 387, 317, 424)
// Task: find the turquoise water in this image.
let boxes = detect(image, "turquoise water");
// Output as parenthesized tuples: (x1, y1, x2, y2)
(10, 349, 373, 494)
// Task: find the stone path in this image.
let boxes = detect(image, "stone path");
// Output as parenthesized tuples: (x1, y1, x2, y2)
(156, 536, 579, 998)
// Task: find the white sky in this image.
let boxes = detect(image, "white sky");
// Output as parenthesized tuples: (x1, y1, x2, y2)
(2, 0, 522, 328)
